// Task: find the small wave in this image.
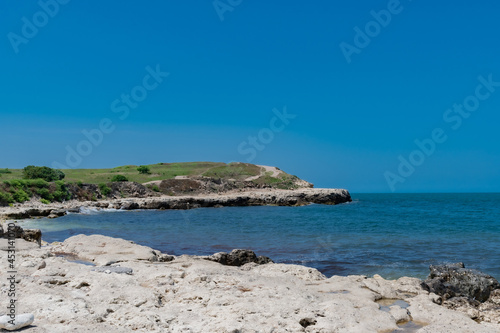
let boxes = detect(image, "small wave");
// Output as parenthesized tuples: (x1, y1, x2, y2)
(79, 207, 101, 215)
(78, 207, 129, 215)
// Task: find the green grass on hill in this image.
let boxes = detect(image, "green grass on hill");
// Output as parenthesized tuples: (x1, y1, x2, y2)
(0, 162, 262, 184)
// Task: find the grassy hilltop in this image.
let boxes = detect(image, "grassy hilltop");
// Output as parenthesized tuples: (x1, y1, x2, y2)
(0, 162, 309, 206)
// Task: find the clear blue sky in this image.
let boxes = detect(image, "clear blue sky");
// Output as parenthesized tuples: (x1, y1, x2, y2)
(1, 0, 499, 193)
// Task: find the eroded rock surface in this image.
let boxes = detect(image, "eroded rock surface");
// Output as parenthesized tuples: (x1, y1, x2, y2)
(0, 235, 498, 332)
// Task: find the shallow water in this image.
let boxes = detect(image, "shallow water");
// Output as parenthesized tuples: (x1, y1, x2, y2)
(18, 193, 500, 279)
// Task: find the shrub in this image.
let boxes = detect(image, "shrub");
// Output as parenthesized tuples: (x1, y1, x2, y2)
(12, 189, 30, 203)
(99, 183, 112, 197)
(36, 188, 53, 201)
(40, 198, 50, 204)
(0, 192, 14, 205)
(77, 181, 83, 188)
(28, 179, 49, 188)
(152, 185, 160, 192)
(54, 181, 71, 202)
(111, 175, 128, 182)
(0, 168, 11, 174)
(23, 166, 65, 181)
(137, 165, 151, 174)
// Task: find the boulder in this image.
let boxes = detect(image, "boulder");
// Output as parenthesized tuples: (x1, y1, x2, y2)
(0, 223, 41, 246)
(206, 249, 273, 266)
(51, 234, 168, 266)
(421, 263, 500, 302)
(0, 313, 34, 331)
(22, 228, 42, 246)
(50, 209, 67, 217)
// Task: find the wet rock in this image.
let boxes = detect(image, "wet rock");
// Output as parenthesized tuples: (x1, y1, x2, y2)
(0, 223, 41, 246)
(51, 209, 67, 217)
(206, 249, 273, 266)
(421, 263, 500, 302)
(22, 228, 42, 246)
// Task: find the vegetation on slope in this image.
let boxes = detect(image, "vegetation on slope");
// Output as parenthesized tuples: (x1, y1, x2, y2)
(0, 162, 308, 206)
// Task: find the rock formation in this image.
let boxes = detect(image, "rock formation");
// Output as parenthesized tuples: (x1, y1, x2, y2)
(0, 234, 499, 332)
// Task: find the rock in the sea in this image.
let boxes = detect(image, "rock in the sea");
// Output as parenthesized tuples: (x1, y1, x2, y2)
(206, 249, 273, 266)
(21, 228, 42, 246)
(0, 313, 34, 331)
(0, 223, 41, 246)
(421, 262, 500, 302)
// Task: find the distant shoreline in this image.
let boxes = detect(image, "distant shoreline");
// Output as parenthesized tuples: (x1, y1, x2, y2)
(0, 188, 352, 220)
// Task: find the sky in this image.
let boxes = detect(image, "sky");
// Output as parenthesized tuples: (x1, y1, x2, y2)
(1, 0, 499, 193)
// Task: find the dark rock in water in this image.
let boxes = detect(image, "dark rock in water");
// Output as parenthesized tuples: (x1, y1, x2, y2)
(51, 209, 67, 217)
(206, 249, 273, 266)
(121, 202, 140, 210)
(22, 229, 42, 246)
(421, 262, 500, 302)
(0, 223, 42, 246)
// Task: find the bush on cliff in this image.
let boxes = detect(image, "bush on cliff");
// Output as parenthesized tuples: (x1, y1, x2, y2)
(99, 183, 112, 197)
(0, 178, 71, 205)
(111, 175, 128, 182)
(12, 189, 30, 202)
(23, 166, 65, 182)
(0, 192, 14, 205)
(137, 165, 151, 174)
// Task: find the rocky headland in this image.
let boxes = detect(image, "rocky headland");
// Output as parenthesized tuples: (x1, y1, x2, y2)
(0, 188, 352, 220)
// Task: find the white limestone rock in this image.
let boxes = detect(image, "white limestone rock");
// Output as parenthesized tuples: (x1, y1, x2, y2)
(0, 313, 34, 331)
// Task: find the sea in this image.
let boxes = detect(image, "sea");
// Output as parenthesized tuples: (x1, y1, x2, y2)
(17, 193, 500, 280)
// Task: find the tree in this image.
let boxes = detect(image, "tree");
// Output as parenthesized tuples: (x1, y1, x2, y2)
(137, 165, 151, 174)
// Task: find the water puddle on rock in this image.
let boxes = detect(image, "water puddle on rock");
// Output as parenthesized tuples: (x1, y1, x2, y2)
(55, 253, 95, 266)
(377, 298, 409, 312)
(389, 320, 426, 333)
(376, 298, 426, 333)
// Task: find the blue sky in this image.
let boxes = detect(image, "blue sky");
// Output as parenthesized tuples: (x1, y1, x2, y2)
(1, 0, 499, 193)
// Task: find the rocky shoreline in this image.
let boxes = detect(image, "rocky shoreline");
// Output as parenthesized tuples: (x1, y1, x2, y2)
(0, 232, 499, 332)
(0, 188, 352, 220)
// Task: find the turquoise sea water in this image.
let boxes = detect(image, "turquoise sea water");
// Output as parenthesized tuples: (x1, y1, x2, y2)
(18, 193, 500, 279)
